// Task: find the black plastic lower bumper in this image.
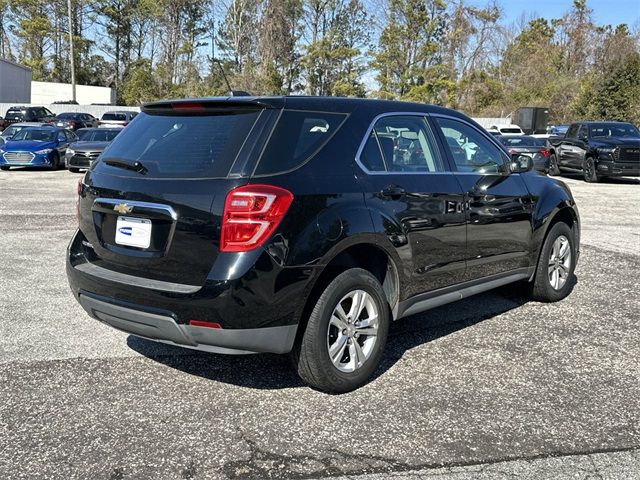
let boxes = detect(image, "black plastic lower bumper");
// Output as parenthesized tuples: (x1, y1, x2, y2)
(597, 161, 640, 176)
(79, 292, 298, 354)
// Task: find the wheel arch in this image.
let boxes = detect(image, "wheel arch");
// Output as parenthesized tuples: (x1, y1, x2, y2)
(292, 241, 400, 348)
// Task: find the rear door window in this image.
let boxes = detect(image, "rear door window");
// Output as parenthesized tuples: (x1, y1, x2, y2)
(254, 110, 347, 176)
(97, 109, 262, 178)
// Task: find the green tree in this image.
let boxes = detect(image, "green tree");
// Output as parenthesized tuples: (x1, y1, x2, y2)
(370, 0, 449, 101)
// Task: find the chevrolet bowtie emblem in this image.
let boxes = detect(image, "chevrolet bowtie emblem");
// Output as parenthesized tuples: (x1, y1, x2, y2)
(113, 203, 133, 214)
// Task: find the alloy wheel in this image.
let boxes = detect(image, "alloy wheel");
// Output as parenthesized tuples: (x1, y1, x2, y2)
(327, 290, 379, 373)
(548, 235, 571, 290)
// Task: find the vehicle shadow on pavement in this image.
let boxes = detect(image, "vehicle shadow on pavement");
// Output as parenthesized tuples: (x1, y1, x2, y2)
(127, 278, 577, 392)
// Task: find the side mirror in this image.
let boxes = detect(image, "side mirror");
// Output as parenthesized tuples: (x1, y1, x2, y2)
(510, 154, 533, 173)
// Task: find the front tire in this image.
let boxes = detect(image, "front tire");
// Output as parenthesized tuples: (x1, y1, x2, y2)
(68, 167, 80, 173)
(0, 166, 9, 171)
(583, 157, 599, 183)
(293, 268, 390, 393)
(50, 152, 60, 170)
(530, 222, 576, 302)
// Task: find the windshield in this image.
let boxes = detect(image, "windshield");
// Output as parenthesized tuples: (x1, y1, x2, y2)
(2, 125, 23, 137)
(589, 123, 639, 138)
(11, 128, 56, 142)
(499, 136, 546, 147)
(98, 109, 261, 178)
(77, 129, 120, 142)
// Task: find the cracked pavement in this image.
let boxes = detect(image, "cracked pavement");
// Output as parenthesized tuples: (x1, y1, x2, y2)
(0, 171, 638, 479)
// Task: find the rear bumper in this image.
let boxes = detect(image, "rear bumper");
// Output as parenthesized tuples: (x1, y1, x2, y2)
(67, 229, 313, 354)
(78, 292, 297, 354)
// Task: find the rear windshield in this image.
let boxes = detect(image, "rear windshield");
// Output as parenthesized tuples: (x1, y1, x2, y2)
(56, 113, 79, 119)
(102, 113, 126, 121)
(499, 136, 546, 147)
(254, 110, 347, 175)
(6, 110, 26, 120)
(98, 109, 261, 178)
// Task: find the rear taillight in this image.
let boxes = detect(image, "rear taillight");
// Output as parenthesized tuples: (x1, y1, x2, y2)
(538, 148, 550, 157)
(220, 184, 294, 253)
(508, 148, 518, 155)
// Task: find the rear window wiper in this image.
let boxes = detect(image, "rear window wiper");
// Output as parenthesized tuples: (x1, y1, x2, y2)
(103, 158, 148, 175)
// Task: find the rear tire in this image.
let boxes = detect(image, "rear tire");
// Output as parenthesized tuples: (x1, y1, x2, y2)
(292, 268, 389, 393)
(548, 154, 560, 176)
(530, 222, 576, 302)
(583, 157, 599, 183)
(0, 166, 9, 171)
(68, 167, 80, 173)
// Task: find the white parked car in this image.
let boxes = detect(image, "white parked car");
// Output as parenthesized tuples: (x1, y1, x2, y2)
(487, 124, 525, 136)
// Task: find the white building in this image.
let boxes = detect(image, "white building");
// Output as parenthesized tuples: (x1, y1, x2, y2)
(31, 81, 115, 105)
(0, 58, 32, 103)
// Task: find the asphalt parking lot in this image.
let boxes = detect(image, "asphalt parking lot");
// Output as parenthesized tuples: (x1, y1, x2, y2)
(0, 170, 638, 480)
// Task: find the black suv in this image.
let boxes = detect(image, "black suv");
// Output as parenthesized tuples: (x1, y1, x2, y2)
(67, 97, 580, 393)
(4, 106, 56, 125)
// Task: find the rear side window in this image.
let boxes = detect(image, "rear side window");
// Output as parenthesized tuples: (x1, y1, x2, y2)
(254, 110, 347, 176)
(98, 109, 261, 178)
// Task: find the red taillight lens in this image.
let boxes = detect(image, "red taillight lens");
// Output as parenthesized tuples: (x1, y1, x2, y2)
(189, 320, 222, 329)
(508, 148, 518, 155)
(538, 148, 550, 157)
(220, 184, 293, 253)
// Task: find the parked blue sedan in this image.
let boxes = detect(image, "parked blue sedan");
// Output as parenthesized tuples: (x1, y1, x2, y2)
(0, 126, 77, 170)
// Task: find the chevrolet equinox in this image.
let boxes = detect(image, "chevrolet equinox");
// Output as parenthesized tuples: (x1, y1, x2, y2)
(67, 97, 580, 393)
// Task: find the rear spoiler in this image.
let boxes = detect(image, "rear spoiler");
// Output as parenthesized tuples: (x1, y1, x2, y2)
(142, 97, 284, 115)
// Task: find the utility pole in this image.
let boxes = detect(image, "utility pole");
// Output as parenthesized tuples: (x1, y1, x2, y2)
(67, 0, 76, 102)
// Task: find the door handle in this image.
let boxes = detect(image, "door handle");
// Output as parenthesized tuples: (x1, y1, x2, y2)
(381, 185, 406, 199)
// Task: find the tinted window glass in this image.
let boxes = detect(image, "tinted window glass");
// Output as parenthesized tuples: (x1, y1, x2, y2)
(76, 129, 92, 141)
(435, 117, 507, 174)
(500, 127, 522, 134)
(102, 113, 126, 121)
(589, 123, 639, 138)
(359, 132, 386, 172)
(6, 109, 25, 120)
(254, 110, 347, 175)
(499, 136, 546, 147)
(372, 115, 444, 173)
(98, 109, 261, 178)
(566, 124, 579, 138)
(92, 130, 120, 142)
(57, 113, 79, 120)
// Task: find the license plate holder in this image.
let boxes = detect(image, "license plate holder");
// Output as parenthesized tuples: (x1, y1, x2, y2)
(115, 216, 152, 249)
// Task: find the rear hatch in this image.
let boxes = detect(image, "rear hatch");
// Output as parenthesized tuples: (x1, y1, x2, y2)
(78, 101, 276, 287)
(99, 113, 127, 127)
